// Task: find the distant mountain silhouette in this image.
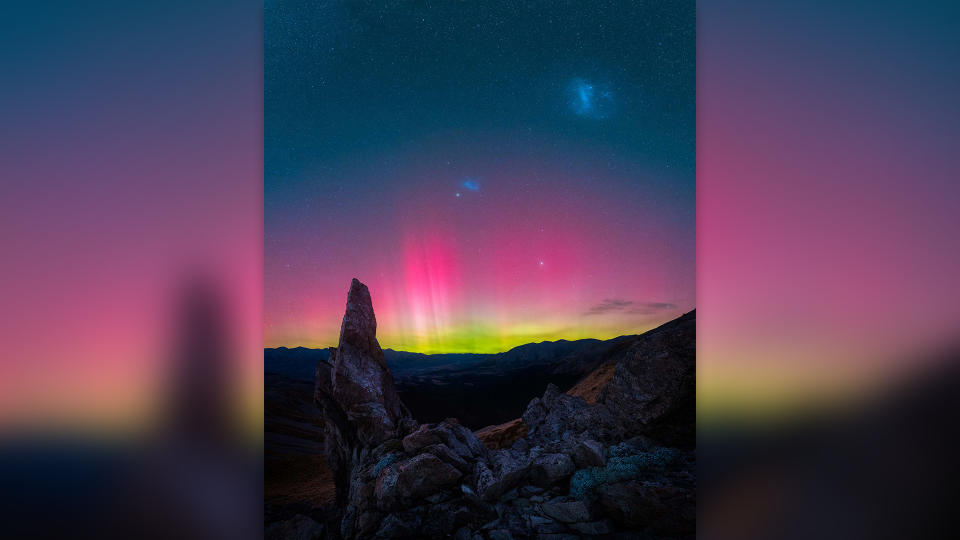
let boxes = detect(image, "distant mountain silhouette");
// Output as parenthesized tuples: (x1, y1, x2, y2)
(264, 347, 331, 380)
(266, 334, 639, 381)
(266, 334, 643, 429)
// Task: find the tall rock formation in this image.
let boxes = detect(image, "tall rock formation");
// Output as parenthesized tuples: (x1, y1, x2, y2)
(330, 278, 410, 446)
(315, 278, 414, 507)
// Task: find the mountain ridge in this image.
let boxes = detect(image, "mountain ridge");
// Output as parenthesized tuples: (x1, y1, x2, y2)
(265, 334, 642, 381)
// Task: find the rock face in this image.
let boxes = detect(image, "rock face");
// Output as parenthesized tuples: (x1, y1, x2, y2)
(313, 279, 696, 539)
(314, 279, 416, 507)
(330, 278, 410, 447)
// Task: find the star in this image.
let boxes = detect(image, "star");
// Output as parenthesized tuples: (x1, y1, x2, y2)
(455, 192, 461, 197)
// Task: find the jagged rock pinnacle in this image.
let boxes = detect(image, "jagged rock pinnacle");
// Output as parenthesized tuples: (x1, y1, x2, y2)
(338, 278, 381, 361)
(329, 278, 410, 447)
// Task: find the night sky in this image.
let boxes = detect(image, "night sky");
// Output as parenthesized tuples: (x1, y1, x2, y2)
(265, 1, 695, 353)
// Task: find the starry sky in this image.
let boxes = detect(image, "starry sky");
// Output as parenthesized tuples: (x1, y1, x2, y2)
(265, 1, 695, 353)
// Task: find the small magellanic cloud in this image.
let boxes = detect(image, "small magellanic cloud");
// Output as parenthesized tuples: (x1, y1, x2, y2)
(461, 178, 481, 191)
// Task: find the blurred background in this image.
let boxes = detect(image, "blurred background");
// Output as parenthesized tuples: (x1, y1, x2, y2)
(698, 1, 960, 538)
(1, 1, 958, 539)
(0, 1, 263, 539)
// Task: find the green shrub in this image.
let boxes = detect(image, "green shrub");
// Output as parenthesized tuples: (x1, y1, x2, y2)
(569, 467, 608, 500)
(569, 447, 681, 499)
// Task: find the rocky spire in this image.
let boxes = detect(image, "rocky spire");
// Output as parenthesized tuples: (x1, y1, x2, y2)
(329, 278, 410, 447)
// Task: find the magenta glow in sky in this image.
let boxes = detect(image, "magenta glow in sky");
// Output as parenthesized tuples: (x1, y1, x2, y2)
(265, 140, 694, 353)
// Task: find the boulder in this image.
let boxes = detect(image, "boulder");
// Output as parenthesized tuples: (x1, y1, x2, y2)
(475, 450, 532, 501)
(374, 511, 422, 539)
(403, 419, 487, 460)
(538, 500, 591, 523)
(401, 423, 443, 452)
(522, 384, 593, 443)
(375, 452, 462, 510)
(571, 439, 605, 468)
(423, 443, 471, 474)
(529, 453, 575, 487)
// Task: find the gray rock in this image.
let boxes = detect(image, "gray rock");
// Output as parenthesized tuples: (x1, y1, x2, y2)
(424, 442, 471, 473)
(403, 418, 487, 461)
(538, 500, 591, 523)
(530, 453, 575, 487)
(330, 279, 409, 447)
(571, 439, 605, 468)
(375, 452, 462, 510)
(522, 385, 594, 444)
(475, 450, 531, 501)
(375, 511, 421, 538)
(401, 423, 443, 453)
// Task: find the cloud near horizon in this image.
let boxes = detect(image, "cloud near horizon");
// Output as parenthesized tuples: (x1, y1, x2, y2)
(584, 298, 677, 316)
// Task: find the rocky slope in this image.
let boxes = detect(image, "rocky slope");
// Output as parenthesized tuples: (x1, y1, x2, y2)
(300, 279, 694, 539)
